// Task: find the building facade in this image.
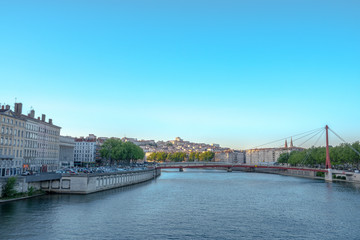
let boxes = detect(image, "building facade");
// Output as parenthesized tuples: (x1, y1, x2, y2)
(245, 140, 304, 164)
(215, 150, 245, 163)
(0, 104, 26, 176)
(1, 102, 62, 176)
(36, 115, 61, 172)
(59, 136, 75, 168)
(23, 111, 39, 172)
(74, 134, 97, 167)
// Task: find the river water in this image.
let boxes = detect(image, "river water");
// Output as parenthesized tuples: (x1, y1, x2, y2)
(1, 169, 360, 240)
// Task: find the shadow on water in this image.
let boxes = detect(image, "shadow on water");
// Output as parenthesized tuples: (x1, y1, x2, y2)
(330, 180, 360, 193)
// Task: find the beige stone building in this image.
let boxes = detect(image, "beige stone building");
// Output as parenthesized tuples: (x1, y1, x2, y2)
(245, 140, 304, 165)
(23, 109, 38, 172)
(20, 103, 61, 172)
(215, 150, 245, 163)
(0, 104, 26, 176)
(0, 103, 61, 175)
(36, 115, 61, 172)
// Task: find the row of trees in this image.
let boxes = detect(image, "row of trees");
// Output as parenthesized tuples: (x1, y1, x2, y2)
(278, 142, 360, 168)
(147, 151, 215, 162)
(100, 139, 145, 165)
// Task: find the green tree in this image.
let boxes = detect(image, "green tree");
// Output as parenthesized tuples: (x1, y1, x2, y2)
(189, 152, 196, 162)
(157, 152, 168, 162)
(195, 152, 201, 161)
(167, 152, 187, 162)
(2, 177, 17, 198)
(199, 151, 215, 161)
(147, 152, 155, 161)
(277, 153, 290, 164)
(100, 139, 144, 165)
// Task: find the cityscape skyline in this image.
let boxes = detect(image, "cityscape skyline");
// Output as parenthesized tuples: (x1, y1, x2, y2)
(1, 0, 359, 149)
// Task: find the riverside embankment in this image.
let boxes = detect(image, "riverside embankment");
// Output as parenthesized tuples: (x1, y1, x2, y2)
(233, 165, 360, 183)
(157, 162, 360, 183)
(0, 168, 161, 199)
(47, 168, 161, 194)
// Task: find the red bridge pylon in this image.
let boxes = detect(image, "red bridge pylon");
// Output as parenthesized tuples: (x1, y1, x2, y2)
(325, 125, 331, 169)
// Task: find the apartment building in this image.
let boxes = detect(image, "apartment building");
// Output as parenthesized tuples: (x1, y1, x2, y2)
(74, 134, 97, 166)
(59, 136, 75, 168)
(0, 103, 61, 176)
(0, 104, 26, 176)
(245, 140, 304, 164)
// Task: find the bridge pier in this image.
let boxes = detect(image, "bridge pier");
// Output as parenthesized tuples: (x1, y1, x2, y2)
(325, 169, 333, 182)
(227, 167, 232, 172)
(179, 167, 184, 172)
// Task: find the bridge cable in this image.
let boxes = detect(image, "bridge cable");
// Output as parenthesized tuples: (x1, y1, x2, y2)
(299, 129, 325, 165)
(299, 129, 325, 166)
(252, 127, 323, 149)
(292, 128, 324, 144)
(298, 128, 324, 147)
(329, 128, 360, 157)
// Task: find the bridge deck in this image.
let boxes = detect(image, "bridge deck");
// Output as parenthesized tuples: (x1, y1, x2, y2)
(156, 163, 328, 172)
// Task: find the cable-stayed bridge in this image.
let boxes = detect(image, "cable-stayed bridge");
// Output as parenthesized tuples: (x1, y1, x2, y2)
(157, 125, 360, 182)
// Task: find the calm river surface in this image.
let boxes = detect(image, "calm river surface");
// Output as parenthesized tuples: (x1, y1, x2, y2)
(1, 170, 360, 240)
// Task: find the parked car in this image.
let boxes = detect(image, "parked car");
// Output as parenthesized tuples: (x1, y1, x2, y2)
(21, 171, 31, 176)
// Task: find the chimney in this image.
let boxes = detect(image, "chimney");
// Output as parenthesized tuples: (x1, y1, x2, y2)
(30, 110, 35, 118)
(41, 114, 46, 122)
(285, 139, 288, 148)
(14, 103, 23, 115)
(1, 105, 4, 110)
(37, 117, 40, 120)
(5, 105, 10, 110)
(49, 119, 53, 125)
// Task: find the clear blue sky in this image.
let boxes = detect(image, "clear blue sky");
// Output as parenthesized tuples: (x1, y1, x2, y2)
(1, 0, 359, 149)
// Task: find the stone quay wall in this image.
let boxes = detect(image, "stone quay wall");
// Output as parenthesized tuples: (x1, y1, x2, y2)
(42, 168, 161, 194)
(233, 166, 360, 183)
